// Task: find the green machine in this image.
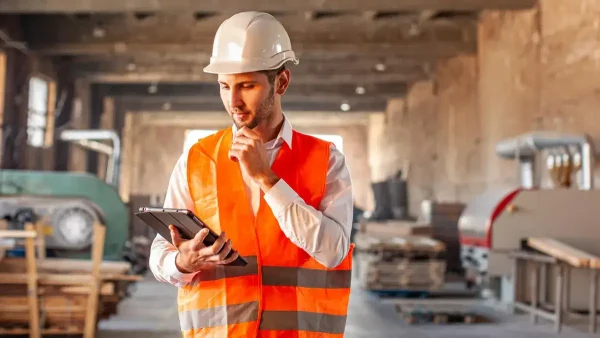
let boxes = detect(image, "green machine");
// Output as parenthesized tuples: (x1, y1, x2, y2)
(0, 129, 134, 265)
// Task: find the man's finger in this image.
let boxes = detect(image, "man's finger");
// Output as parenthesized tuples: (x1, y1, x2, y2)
(169, 225, 182, 248)
(228, 149, 242, 161)
(218, 250, 240, 265)
(216, 240, 233, 260)
(191, 228, 209, 251)
(200, 231, 227, 257)
(232, 135, 255, 146)
(236, 126, 261, 140)
(230, 143, 249, 152)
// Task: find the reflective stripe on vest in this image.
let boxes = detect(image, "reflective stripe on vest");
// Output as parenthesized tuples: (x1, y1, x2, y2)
(182, 127, 353, 337)
(180, 303, 346, 334)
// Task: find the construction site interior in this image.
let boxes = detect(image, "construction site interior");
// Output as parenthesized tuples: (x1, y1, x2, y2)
(2, 0, 600, 337)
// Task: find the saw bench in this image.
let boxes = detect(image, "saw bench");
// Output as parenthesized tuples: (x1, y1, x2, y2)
(0, 220, 142, 337)
(509, 238, 600, 334)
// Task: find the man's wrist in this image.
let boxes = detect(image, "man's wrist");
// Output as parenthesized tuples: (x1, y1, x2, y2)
(256, 171, 280, 192)
(175, 252, 193, 273)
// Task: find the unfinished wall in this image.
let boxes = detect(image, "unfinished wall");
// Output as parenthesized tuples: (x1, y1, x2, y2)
(369, 82, 439, 217)
(538, 0, 600, 186)
(370, 0, 600, 214)
(478, 8, 542, 188)
(121, 111, 372, 211)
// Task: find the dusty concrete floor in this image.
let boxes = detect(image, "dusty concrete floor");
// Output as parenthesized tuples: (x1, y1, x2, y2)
(97, 273, 598, 338)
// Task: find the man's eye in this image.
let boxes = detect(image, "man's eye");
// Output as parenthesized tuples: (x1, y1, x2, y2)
(243, 84, 255, 89)
(220, 86, 229, 90)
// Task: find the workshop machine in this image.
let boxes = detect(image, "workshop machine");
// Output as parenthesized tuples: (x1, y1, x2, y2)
(458, 131, 600, 309)
(0, 130, 139, 268)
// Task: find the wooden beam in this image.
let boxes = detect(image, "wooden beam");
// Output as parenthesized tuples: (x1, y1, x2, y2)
(22, 14, 476, 56)
(0, 0, 537, 13)
(95, 82, 407, 99)
(34, 41, 474, 59)
(66, 54, 431, 73)
(78, 70, 426, 85)
(116, 96, 389, 112)
(133, 111, 373, 128)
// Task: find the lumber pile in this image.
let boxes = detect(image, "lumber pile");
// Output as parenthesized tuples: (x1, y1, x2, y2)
(355, 234, 446, 291)
(0, 257, 141, 331)
(358, 220, 433, 238)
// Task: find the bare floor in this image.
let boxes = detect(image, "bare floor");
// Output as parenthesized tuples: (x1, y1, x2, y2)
(98, 274, 598, 338)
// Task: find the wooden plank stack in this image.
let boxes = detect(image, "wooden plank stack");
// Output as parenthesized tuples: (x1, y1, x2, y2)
(0, 222, 142, 337)
(354, 234, 446, 291)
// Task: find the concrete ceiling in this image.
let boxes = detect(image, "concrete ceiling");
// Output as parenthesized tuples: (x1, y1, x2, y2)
(0, 0, 536, 112)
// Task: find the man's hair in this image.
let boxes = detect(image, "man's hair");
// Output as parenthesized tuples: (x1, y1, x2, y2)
(260, 64, 287, 86)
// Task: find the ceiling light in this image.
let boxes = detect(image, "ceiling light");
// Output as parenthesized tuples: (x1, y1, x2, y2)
(355, 86, 366, 95)
(374, 63, 386, 72)
(92, 27, 106, 38)
(162, 102, 172, 110)
(340, 102, 351, 112)
(408, 23, 421, 36)
(148, 83, 158, 94)
(126, 62, 136, 71)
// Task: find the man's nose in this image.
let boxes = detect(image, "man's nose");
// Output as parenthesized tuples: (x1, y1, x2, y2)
(229, 87, 243, 110)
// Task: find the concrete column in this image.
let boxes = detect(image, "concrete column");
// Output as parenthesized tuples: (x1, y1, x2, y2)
(435, 54, 483, 202)
(68, 79, 91, 172)
(97, 96, 115, 179)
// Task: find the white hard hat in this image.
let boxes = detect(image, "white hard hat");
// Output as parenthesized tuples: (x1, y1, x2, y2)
(203, 11, 299, 74)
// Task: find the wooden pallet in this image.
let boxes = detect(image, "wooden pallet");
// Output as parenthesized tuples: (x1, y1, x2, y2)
(395, 302, 480, 325)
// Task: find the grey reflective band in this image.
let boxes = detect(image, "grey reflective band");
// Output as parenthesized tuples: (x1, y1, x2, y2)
(193, 258, 351, 289)
(259, 310, 347, 334)
(262, 266, 352, 289)
(179, 301, 259, 330)
(195, 256, 259, 282)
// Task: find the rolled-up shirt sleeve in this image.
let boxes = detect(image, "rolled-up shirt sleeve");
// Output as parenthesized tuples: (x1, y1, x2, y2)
(148, 151, 199, 287)
(263, 144, 353, 268)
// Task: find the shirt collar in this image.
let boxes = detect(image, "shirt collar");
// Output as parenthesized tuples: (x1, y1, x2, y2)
(231, 113, 293, 149)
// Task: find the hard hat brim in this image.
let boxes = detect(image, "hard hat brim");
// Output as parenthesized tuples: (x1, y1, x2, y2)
(203, 55, 299, 75)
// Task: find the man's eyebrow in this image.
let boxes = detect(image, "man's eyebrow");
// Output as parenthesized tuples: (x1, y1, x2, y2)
(219, 80, 258, 86)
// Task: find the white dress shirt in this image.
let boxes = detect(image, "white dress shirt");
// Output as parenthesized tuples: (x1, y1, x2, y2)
(148, 116, 353, 288)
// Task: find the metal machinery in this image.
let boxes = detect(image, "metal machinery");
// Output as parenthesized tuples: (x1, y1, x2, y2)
(0, 129, 138, 268)
(458, 131, 600, 309)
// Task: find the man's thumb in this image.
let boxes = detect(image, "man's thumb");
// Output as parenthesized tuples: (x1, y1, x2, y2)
(169, 225, 182, 247)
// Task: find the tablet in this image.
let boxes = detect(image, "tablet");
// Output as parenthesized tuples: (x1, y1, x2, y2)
(135, 207, 247, 266)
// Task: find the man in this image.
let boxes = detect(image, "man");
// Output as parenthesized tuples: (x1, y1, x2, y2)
(149, 11, 354, 337)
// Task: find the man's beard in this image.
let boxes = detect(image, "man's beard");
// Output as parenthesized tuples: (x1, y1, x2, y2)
(232, 87, 275, 130)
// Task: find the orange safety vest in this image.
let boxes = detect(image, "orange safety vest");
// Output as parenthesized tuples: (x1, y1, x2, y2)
(179, 127, 354, 338)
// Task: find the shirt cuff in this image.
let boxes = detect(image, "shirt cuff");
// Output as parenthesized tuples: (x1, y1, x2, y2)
(263, 178, 299, 217)
(164, 250, 199, 283)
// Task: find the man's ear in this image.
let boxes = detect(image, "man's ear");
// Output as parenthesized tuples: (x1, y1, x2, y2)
(275, 69, 291, 95)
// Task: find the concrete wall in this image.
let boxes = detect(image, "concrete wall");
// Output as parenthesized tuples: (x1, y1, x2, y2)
(121, 111, 373, 211)
(373, 0, 600, 215)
